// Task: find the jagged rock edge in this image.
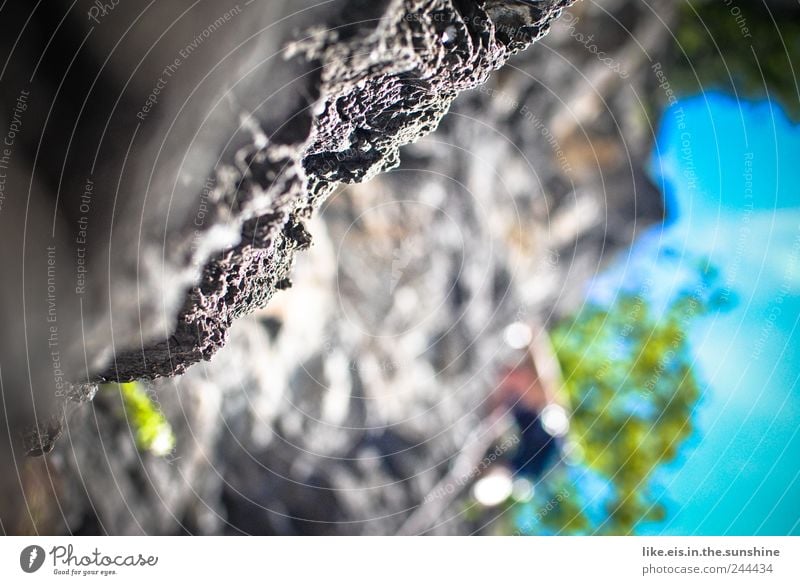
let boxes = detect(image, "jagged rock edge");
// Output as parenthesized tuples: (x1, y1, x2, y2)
(104, 0, 574, 381)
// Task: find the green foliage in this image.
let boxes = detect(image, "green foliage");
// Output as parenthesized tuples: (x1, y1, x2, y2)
(113, 382, 175, 457)
(668, 1, 800, 120)
(530, 285, 712, 534)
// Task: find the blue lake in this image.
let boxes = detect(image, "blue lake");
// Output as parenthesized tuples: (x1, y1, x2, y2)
(586, 92, 800, 535)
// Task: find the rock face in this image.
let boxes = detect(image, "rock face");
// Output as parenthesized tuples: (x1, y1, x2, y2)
(113, 0, 575, 380)
(7, 0, 677, 536)
(0, 1, 573, 390)
(0, 0, 573, 533)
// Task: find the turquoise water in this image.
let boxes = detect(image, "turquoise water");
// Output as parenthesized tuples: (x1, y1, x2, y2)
(586, 93, 800, 535)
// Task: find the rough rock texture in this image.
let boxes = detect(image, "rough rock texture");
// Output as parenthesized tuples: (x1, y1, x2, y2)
(0, 0, 573, 534)
(11, 0, 679, 536)
(109, 0, 575, 380)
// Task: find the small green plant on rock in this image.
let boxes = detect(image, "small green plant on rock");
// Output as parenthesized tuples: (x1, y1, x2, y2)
(113, 382, 175, 457)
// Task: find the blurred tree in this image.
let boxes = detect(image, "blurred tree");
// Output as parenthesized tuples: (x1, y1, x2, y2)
(667, 0, 800, 120)
(518, 262, 725, 534)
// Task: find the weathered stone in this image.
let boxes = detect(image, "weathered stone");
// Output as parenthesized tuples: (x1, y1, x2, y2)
(104, 0, 574, 380)
(0, 0, 572, 533)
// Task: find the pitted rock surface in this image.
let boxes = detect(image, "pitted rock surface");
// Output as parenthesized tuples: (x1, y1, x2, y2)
(108, 0, 574, 380)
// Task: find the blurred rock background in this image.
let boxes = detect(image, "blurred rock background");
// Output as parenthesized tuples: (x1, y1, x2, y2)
(14, 0, 667, 535)
(14, 0, 799, 535)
